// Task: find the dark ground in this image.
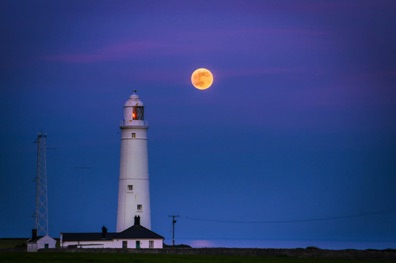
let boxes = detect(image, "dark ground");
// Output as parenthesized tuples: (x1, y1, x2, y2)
(1, 238, 395, 262)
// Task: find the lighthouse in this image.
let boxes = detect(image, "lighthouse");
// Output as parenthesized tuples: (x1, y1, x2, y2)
(116, 91, 151, 232)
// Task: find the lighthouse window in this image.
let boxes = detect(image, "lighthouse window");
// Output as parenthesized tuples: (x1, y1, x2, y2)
(133, 106, 144, 120)
(127, 185, 133, 191)
(132, 133, 136, 138)
(137, 204, 142, 211)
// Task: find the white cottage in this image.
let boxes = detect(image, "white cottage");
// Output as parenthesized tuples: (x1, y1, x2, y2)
(27, 229, 56, 252)
(61, 216, 163, 249)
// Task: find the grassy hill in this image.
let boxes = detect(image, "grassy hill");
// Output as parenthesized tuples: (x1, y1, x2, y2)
(0, 238, 27, 249)
(0, 252, 392, 263)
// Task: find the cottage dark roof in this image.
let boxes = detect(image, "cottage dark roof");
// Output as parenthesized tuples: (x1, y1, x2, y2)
(114, 224, 164, 240)
(62, 232, 116, 242)
(62, 225, 163, 242)
(27, 235, 56, 243)
(27, 236, 43, 243)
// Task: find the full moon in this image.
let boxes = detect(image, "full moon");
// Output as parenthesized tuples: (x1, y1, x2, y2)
(191, 68, 213, 90)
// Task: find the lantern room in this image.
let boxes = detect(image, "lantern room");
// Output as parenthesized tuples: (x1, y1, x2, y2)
(122, 91, 146, 126)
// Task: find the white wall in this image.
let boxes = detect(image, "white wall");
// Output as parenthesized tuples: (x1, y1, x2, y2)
(27, 235, 56, 252)
(37, 235, 56, 249)
(63, 239, 163, 249)
(27, 243, 38, 252)
(117, 126, 151, 231)
(113, 239, 162, 249)
(62, 240, 114, 248)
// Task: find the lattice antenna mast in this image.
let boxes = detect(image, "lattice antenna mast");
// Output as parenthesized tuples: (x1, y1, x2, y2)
(34, 133, 48, 236)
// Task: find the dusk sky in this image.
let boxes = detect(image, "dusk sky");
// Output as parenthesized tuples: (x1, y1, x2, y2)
(1, 0, 396, 249)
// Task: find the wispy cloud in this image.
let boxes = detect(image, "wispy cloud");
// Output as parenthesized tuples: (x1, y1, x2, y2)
(279, 1, 396, 12)
(43, 40, 166, 63)
(41, 25, 333, 64)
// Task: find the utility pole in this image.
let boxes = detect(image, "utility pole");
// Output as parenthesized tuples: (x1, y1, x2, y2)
(34, 132, 49, 236)
(169, 215, 179, 246)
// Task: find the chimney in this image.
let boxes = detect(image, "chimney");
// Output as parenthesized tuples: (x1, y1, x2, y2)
(101, 225, 107, 238)
(134, 215, 140, 226)
(32, 229, 37, 240)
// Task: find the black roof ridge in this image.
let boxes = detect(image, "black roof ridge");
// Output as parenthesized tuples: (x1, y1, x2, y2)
(62, 232, 117, 235)
(114, 224, 164, 239)
(27, 235, 54, 242)
(61, 225, 163, 242)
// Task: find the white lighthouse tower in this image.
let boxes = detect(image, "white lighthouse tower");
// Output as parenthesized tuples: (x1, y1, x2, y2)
(116, 91, 151, 232)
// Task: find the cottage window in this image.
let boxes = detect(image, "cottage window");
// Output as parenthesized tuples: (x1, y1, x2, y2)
(122, 241, 127, 248)
(149, 241, 154, 248)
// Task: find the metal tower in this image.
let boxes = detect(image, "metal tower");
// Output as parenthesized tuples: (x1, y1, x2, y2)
(34, 133, 49, 236)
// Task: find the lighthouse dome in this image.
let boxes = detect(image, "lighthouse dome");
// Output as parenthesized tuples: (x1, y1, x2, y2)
(124, 91, 144, 107)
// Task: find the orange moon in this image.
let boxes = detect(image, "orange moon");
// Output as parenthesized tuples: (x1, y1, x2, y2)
(191, 68, 213, 90)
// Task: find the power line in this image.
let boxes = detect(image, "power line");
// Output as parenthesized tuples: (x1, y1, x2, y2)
(180, 209, 396, 224)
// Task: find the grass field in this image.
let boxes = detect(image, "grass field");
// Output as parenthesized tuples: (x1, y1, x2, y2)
(0, 239, 393, 262)
(0, 252, 390, 263)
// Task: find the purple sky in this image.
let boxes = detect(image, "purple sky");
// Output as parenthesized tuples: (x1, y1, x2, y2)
(1, 0, 396, 248)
